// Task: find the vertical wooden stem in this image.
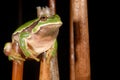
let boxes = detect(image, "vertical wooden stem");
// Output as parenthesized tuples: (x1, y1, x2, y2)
(70, 0, 75, 80)
(12, 61, 24, 80)
(70, 0, 91, 80)
(49, 0, 56, 15)
(39, 0, 59, 80)
(12, 43, 24, 80)
(39, 55, 51, 80)
(12, 1, 23, 80)
(39, 54, 59, 80)
(18, 0, 22, 25)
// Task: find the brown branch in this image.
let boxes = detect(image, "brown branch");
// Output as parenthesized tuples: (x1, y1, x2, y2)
(12, 0, 24, 79)
(38, 0, 59, 80)
(18, 0, 22, 25)
(70, 0, 75, 80)
(12, 43, 24, 80)
(70, 0, 91, 80)
(39, 54, 59, 80)
(12, 61, 24, 80)
(49, 0, 56, 15)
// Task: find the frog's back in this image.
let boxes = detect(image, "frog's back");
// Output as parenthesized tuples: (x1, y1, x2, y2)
(13, 18, 38, 35)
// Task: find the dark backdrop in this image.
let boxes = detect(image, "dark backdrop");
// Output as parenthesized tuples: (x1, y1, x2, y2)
(0, 0, 111, 80)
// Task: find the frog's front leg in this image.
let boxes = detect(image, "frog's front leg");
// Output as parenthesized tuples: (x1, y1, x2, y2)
(46, 40, 58, 62)
(19, 32, 39, 61)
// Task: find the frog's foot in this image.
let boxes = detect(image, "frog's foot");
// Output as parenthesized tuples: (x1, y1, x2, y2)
(27, 49, 40, 62)
(8, 54, 25, 64)
(29, 54, 40, 62)
(45, 47, 55, 63)
(46, 42, 57, 59)
(46, 48, 53, 58)
(8, 54, 25, 61)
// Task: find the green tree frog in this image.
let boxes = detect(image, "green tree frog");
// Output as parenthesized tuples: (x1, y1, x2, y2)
(4, 7, 62, 62)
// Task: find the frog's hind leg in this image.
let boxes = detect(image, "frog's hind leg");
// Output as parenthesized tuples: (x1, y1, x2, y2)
(19, 32, 39, 61)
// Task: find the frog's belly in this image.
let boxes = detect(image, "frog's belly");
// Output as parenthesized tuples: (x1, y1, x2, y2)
(27, 35, 55, 56)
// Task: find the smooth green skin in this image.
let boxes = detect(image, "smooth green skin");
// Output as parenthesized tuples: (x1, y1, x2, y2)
(13, 14, 61, 34)
(13, 14, 62, 59)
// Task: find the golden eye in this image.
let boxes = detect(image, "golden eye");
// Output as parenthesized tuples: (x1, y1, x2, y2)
(40, 16, 48, 21)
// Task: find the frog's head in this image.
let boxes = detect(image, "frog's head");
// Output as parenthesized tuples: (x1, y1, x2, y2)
(32, 14, 62, 33)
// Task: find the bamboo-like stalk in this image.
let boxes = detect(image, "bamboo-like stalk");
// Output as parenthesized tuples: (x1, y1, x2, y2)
(38, 0, 59, 80)
(70, 0, 91, 80)
(12, 61, 24, 80)
(12, 43, 24, 80)
(70, 0, 75, 80)
(39, 54, 59, 80)
(49, 0, 56, 15)
(12, 0, 24, 80)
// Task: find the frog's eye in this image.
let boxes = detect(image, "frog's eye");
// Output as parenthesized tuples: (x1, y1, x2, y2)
(40, 16, 48, 21)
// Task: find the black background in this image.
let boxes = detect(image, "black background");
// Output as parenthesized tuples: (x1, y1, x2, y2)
(0, 0, 117, 80)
